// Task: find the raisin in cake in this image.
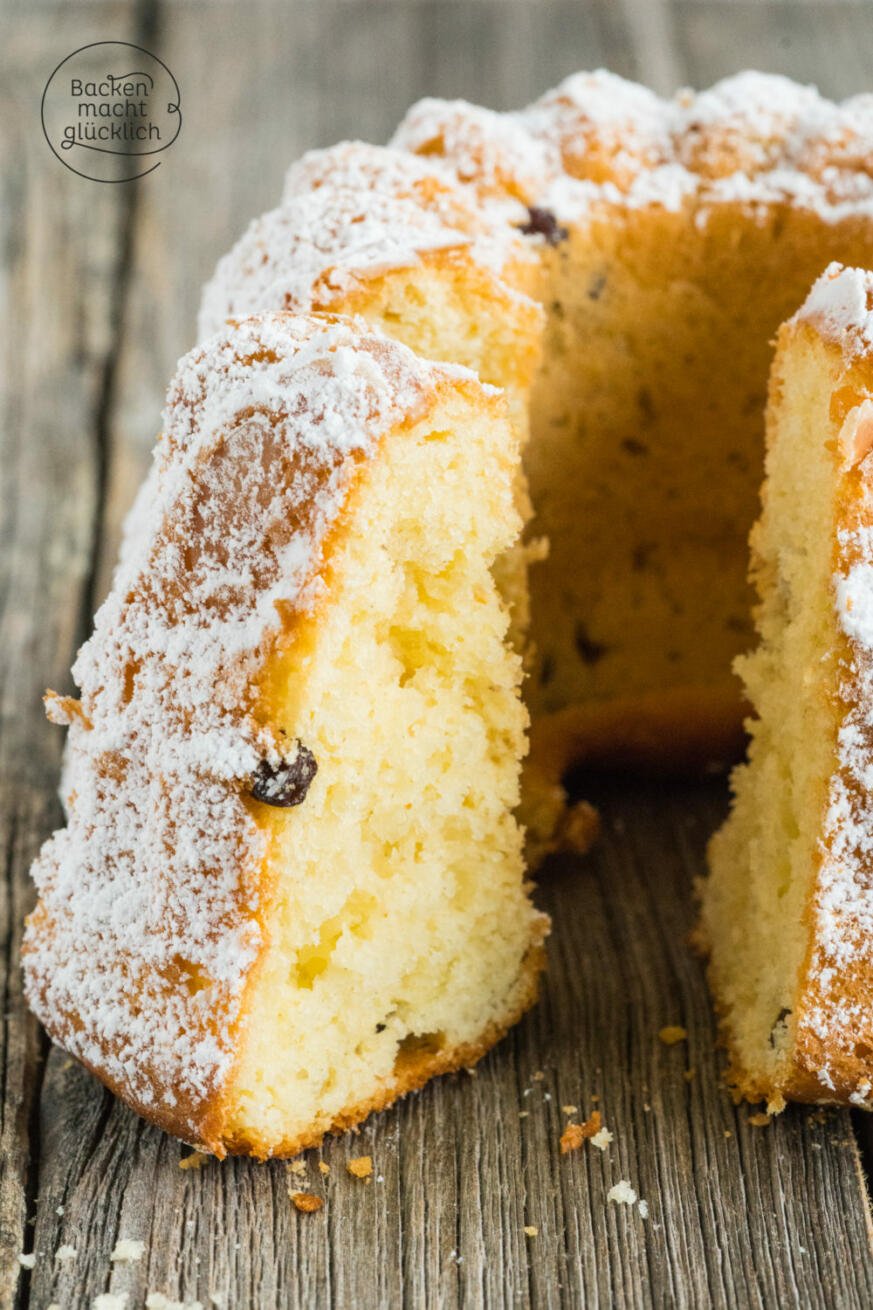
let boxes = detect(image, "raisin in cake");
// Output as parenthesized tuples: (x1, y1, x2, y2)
(24, 313, 547, 1158)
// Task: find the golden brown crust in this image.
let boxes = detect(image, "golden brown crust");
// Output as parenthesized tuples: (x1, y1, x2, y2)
(707, 1000, 859, 1112)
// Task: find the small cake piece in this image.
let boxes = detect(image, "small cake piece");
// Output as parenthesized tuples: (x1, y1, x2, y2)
(702, 264, 873, 1109)
(24, 312, 548, 1158)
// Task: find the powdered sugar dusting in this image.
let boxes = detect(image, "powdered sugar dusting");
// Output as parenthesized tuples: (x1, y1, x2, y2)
(803, 335, 873, 1089)
(394, 70, 873, 223)
(199, 143, 530, 341)
(787, 270, 873, 1093)
(201, 73, 873, 341)
(23, 313, 457, 1142)
(801, 279, 873, 1058)
(794, 263, 873, 359)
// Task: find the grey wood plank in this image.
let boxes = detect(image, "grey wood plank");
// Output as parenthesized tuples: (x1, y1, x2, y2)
(673, 0, 873, 96)
(0, 787, 56, 1310)
(0, 4, 151, 1306)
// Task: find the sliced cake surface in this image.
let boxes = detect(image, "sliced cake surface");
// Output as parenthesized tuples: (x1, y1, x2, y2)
(702, 264, 873, 1110)
(25, 312, 547, 1158)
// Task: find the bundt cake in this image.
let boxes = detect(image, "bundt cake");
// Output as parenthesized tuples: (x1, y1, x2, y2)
(24, 312, 547, 1158)
(198, 72, 873, 826)
(702, 264, 873, 1111)
(25, 73, 873, 1150)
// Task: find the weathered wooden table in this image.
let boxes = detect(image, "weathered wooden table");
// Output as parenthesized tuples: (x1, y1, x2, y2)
(3, 2, 873, 1306)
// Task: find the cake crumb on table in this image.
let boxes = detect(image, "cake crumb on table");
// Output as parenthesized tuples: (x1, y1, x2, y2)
(347, 1155, 373, 1180)
(18, 1253, 36, 1269)
(287, 1159, 307, 1176)
(638, 1199, 649, 1220)
(748, 1113, 772, 1127)
(607, 1180, 637, 1206)
(318, 1161, 330, 1175)
(560, 1109, 602, 1154)
(145, 1294, 204, 1310)
(55, 1243, 77, 1262)
(658, 1025, 688, 1045)
(558, 800, 601, 854)
(590, 1126, 613, 1151)
(561, 1123, 585, 1154)
(561, 1104, 578, 1115)
(111, 1239, 145, 1263)
(93, 1296, 129, 1310)
(179, 1151, 209, 1170)
(290, 1192, 324, 1214)
(524, 1225, 538, 1238)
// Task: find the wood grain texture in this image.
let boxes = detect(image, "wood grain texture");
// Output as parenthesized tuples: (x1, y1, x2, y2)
(0, 4, 142, 1306)
(2, 2, 873, 1307)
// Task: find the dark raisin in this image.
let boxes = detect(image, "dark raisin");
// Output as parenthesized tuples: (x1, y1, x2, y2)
(574, 623, 607, 666)
(517, 206, 568, 247)
(375, 1023, 387, 1034)
(621, 437, 648, 457)
(539, 652, 555, 686)
(637, 388, 655, 421)
(632, 542, 655, 571)
(587, 273, 607, 301)
(251, 742, 318, 807)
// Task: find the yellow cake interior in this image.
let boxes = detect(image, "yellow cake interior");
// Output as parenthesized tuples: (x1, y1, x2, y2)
(702, 321, 847, 1099)
(222, 385, 544, 1155)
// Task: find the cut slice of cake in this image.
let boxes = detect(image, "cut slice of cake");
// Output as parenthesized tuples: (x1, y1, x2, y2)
(24, 312, 548, 1158)
(702, 264, 873, 1110)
